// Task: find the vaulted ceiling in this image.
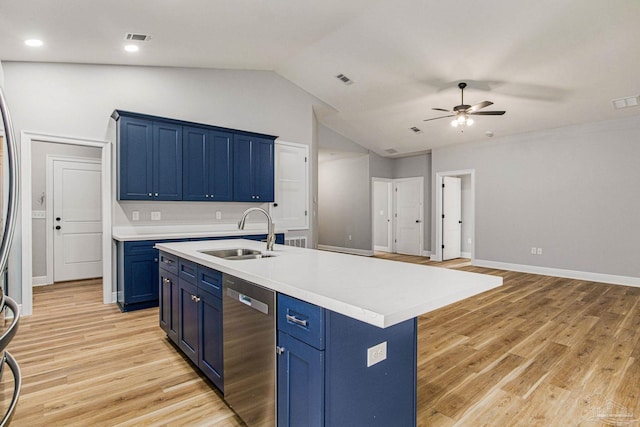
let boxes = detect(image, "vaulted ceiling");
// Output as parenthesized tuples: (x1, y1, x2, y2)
(2, 0, 639, 156)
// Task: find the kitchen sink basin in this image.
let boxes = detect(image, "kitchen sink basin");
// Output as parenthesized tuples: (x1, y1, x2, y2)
(199, 248, 275, 261)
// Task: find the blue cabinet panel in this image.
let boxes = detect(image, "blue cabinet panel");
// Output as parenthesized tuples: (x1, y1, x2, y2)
(277, 332, 324, 427)
(209, 130, 234, 201)
(159, 269, 179, 343)
(153, 121, 182, 200)
(182, 127, 233, 201)
(118, 116, 153, 200)
(182, 127, 208, 200)
(199, 287, 224, 391)
(124, 254, 158, 304)
(324, 312, 417, 427)
(233, 135, 274, 202)
(277, 294, 325, 350)
(198, 265, 223, 298)
(178, 259, 197, 284)
(178, 279, 199, 364)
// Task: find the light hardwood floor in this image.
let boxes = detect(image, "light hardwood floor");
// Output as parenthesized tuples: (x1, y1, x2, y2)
(2, 257, 639, 426)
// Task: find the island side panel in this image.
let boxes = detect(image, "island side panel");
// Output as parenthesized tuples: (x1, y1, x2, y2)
(324, 312, 417, 427)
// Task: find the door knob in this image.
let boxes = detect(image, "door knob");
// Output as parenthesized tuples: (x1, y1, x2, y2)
(55, 225, 61, 230)
(415, 220, 422, 223)
(56, 217, 61, 221)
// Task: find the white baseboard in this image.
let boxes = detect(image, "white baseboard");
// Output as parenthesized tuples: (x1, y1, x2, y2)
(111, 292, 117, 303)
(374, 245, 392, 252)
(422, 250, 432, 257)
(473, 259, 640, 288)
(317, 245, 374, 257)
(32, 276, 49, 286)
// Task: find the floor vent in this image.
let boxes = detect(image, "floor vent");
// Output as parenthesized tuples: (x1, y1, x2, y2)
(285, 236, 307, 248)
(335, 73, 354, 85)
(125, 33, 151, 42)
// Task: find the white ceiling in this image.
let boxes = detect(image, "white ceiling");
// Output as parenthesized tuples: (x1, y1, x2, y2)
(2, 0, 640, 157)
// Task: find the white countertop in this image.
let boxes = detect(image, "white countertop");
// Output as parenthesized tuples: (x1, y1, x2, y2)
(155, 239, 502, 328)
(112, 224, 288, 241)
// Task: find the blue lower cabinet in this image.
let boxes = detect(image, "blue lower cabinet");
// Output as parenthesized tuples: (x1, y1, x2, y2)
(178, 280, 199, 364)
(277, 295, 417, 427)
(277, 332, 324, 427)
(172, 262, 224, 392)
(117, 240, 160, 312)
(199, 286, 224, 391)
(159, 269, 179, 343)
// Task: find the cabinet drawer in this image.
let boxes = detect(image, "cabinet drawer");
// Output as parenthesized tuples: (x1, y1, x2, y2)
(125, 240, 156, 255)
(198, 266, 222, 298)
(277, 294, 325, 350)
(179, 259, 197, 284)
(159, 252, 178, 274)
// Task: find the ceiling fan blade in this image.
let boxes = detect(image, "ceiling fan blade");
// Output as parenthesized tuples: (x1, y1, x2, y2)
(423, 115, 455, 122)
(466, 100, 493, 113)
(432, 108, 451, 112)
(469, 111, 505, 115)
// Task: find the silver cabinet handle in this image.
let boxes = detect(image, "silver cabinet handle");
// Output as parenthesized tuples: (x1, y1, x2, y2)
(163, 278, 170, 284)
(155, 192, 159, 197)
(276, 346, 285, 355)
(286, 314, 308, 327)
(162, 259, 174, 265)
(148, 193, 152, 197)
(194, 296, 200, 303)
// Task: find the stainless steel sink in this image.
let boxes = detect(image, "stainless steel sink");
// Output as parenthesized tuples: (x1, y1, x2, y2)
(199, 248, 275, 261)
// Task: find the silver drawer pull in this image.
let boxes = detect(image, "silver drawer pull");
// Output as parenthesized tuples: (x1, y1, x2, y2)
(162, 259, 174, 264)
(286, 314, 308, 327)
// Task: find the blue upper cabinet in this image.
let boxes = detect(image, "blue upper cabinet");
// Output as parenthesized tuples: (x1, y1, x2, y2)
(116, 113, 182, 201)
(183, 126, 233, 201)
(113, 110, 275, 202)
(233, 135, 275, 202)
(153, 121, 183, 200)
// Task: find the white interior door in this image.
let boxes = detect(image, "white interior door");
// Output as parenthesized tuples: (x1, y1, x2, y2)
(373, 180, 392, 252)
(442, 176, 462, 260)
(394, 178, 423, 255)
(272, 142, 308, 230)
(53, 160, 102, 281)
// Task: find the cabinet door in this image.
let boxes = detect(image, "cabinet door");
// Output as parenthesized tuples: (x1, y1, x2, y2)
(277, 332, 324, 427)
(252, 137, 274, 202)
(178, 280, 199, 364)
(233, 135, 254, 202)
(118, 116, 153, 200)
(208, 130, 234, 201)
(182, 126, 208, 201)
(199, 288, 224, 391)
(153, 121, 183, 200)
(159, 270, 179, 343)
(124, 252, 159, 304)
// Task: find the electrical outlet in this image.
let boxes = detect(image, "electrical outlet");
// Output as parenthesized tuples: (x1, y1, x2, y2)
(215, 211, 222, 220)
(537, 247, 543, 255)
(348, 235, 352, 241)
(151, 211, 161, 221)
(531, 247, 537, 255)
(132, 211, 139, 221)
(32, 211, 46, 219)
(367, 341, 387, 367)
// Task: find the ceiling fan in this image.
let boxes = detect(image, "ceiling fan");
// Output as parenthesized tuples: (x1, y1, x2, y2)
(424, 82, 505, 127)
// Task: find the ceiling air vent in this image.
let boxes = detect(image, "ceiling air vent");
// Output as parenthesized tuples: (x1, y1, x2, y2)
(612, 96, 639, 109)
(125, 33, 151, 42)
(335, 74, 354, 86)
(385, 148, 398, 154)
(410, 126, 423, 134)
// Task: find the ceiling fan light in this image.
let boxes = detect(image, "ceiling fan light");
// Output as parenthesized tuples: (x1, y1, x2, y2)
(457, 115, 466, 124)
(466, 118, 474, 126)
(451, 120, 459, 127)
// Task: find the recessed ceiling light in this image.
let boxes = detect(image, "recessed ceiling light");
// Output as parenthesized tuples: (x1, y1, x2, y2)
(124, 44, 139, 53)
(25, 39, 43, 47)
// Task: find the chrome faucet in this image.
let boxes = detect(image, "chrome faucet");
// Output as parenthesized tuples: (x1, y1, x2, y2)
(238, 207, 275, 251)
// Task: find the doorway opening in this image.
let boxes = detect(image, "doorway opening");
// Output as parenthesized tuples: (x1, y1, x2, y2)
(20, 132, 111, 316)
(372, 176, 424, 256)
(433, 169, 475, 262)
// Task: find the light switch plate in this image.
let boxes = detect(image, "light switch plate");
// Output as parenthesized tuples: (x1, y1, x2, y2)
(367, 341, 387, 367)
(32, 210, 46, 219)
(151, 211, 161, 221)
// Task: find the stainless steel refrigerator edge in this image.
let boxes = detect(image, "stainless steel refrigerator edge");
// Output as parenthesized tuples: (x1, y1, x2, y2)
(222, 274, 276, 426)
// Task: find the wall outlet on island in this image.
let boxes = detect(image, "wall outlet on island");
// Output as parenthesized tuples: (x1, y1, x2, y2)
(151, 211, 161, 221)
(215, 211, 222, 220)
(367, 341, 387, 367)
(132, 211, 139, 221)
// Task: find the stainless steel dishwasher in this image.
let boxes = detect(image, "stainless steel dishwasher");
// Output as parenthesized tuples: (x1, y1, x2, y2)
(223, 274, 276, 427)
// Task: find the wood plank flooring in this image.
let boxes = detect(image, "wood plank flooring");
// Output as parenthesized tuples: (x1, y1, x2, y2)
(1, 257, 639, 426)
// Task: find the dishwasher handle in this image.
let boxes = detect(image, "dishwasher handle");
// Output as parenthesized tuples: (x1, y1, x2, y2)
(226, 287, 270, 315)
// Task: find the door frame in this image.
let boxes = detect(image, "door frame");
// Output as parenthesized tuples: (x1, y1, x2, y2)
(20, 131, 111, 316)
(46, 155, 102, 285)
(433, 169, 475, 262)
(393, 177, 424, 255)
(371, 178, 393, 252)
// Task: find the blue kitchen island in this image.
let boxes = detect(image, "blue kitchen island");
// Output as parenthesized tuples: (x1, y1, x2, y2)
(156, 239, 502, 426)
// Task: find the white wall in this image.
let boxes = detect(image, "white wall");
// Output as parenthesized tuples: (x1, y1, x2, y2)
(432, 115, 640, 279)
(2, 61, 327, 301)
